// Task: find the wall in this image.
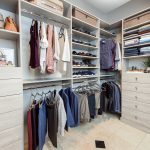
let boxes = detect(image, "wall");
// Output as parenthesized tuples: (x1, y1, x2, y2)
(106, 0, 150, 24)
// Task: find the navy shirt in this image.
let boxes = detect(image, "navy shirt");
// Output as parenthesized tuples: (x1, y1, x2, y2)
(100, 38, 116, 70)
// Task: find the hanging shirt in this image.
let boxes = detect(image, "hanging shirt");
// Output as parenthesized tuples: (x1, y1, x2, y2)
(115, 42, 122, 71)
(46, 24, 54, 73)
(100, 38, 116, 70)
(62, 29, 70, 71)
(39, 22, 48, 73)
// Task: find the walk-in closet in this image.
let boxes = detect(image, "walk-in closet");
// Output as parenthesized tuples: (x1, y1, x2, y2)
(0, 0, 150, 150)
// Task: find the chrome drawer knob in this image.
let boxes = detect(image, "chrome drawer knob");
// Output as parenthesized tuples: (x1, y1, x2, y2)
(135, 87, 138, 90)
(135, 116, 138, 120)
(135, 77, 138, 81)
(135, 105, 138, 108)
(135, 96, 137, 99)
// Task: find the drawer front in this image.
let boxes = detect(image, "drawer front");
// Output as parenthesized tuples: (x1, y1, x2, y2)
(0, 94, 23, 114)
(122, 90, 150, 104)
(0, 67, 22, 80)
(122, 82, 150, 94)
(124, 18, 139, 29)
(122, 100, 150, 114)
(0, 79, 22, 96)
(139, 12, 150, 23)
(0, 126, 22, 148)
(1, 140, 22, 150)
(0, 110, 22, 132)
(122, 73, 150, 83)
(122, 107, 150, 129)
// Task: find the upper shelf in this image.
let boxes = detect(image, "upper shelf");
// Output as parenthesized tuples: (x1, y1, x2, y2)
(0, 29, 20, 40)
(0, 0, 18, 13)
(21, 0, 71, 27)
(124, 42, 150, 49)
(72, 17, 98, 31)
(100, 28, 115, 37)
(72, 29, 98, 40)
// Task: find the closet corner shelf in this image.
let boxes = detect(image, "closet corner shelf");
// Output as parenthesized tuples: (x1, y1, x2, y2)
(100, 74, 115, 78)
(123, 55, 150, 59)
(73, 66, 99, 69)
(23, 77, 72, 84)
(72, 29, 98, 40)
(124, 42, 150, 49)
(73, 75, 99, 80)
(100, 28, 115, 37)
(124, 20, 150, 31)
(21, 0, 71, 26)
(72, 17, 98, 31)
(0, 29, 20, 40)
(72, 42, 98, 50)
(72, 55, 99, 59)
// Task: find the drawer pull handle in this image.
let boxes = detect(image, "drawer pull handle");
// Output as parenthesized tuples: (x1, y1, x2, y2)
(135, 87, 138, 90)
(135, 96, 137, 99)
(135, 77, 138, 81)
(135, 105, 138, 108)
(135, 116, 138, 120)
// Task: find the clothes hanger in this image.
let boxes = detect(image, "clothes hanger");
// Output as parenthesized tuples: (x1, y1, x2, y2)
(59, 27, 65, 39)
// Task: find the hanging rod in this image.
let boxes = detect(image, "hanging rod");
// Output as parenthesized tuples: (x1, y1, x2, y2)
(23, 82, 71, 90)
(21, 9, 69, 28)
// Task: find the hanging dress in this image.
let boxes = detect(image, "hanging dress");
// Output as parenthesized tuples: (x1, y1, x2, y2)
(29, 20, 40, 69)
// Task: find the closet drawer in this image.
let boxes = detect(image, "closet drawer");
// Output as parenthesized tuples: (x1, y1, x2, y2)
(122, 90, 150, 104)
(122, 100, 150, 114)
(122, 73, 150, 83)
(124, 11, 150, 29)
(0, 67, 22, 80)
(122, 107, 150, 129)
(0, 109, 22, 132)
(122, 82, 150, 94)
(0, 94, 23, 114)
(0, 126, 22, 148)
(1, 140, 22, 150)
(72, 8, 97, 26)
(0, 79, 22, 96)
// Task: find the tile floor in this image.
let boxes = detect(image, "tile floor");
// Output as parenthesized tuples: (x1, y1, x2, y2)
(25, 114, 150, 150)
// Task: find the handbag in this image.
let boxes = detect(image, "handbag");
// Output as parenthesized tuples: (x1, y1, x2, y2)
(0, 51, 7, 66)
(4, 17, 18, 32)
(0, 13, 4, 29)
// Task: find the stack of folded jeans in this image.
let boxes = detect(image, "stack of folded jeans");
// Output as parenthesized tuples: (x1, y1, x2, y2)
(140, 46, 150, 55)
(139, 24, 150, 35)
(140, 34, 150, 44)
(124, 48, 140, 57)
(124, 38, 139, 46)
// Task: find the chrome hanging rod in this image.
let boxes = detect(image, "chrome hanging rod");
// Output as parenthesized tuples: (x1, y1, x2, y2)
(21, 9, 69, 28)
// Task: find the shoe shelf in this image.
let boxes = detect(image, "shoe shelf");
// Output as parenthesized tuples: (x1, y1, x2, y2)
(73, 66, 99, 69)
(72, 29, 98, 40)
(0, 29, 20, 40)
(72, 42, 98, 50)
(72, 55, 99, 59)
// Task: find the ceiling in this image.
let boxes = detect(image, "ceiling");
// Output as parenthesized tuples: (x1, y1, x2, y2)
(84, 0, 131, 13)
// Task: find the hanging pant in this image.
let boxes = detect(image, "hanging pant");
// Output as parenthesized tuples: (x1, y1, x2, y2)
(46, 102, 58, 148)
(31, 103, 39, 150)
(38, 101, 47, 150)
(87, 94, 96, 119)
(27, 109, 33, 150)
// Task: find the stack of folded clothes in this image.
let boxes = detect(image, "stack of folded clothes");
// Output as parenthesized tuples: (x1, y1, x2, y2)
(124, 48, 140, 57)
(139, 24, 150, 35)
(124, 38, 139, 46)
(140, 34, 150, 44)
(73, 71, 95, 78)
(73, 60, 96, 67)
(140, 46, 150, 55)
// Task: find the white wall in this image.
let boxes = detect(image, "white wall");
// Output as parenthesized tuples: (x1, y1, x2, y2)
(106, 0, 150, 24)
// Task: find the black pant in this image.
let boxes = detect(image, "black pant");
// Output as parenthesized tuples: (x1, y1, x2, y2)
(46, 103, 58, 148)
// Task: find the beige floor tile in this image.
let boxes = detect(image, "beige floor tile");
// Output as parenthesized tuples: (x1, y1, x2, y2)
(137, 134, 150, 150)
(115, 123, 146, 147)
